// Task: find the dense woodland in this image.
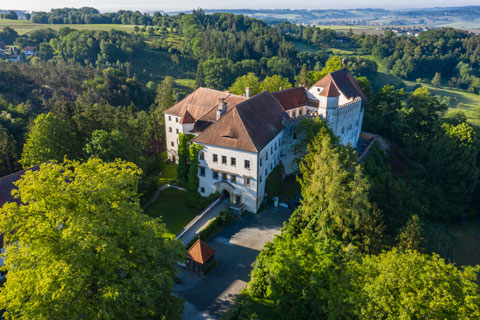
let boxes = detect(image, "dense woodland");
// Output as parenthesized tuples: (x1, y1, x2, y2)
(0, 7, 480, 319)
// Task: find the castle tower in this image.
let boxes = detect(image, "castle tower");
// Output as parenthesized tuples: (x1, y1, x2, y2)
(318, 81, 340, 121)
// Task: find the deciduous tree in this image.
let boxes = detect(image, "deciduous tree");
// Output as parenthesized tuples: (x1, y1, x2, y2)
(0, 159, 184, 319)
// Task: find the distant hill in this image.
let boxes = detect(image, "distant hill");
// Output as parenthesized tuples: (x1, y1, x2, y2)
(165, 6, 480, 28)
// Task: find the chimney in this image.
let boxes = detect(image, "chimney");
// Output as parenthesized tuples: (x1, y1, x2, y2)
(216, 98, 227, 121)
(245, 87, 251, 98)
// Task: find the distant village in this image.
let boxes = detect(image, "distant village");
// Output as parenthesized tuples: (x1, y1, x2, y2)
(0, 42, 36, 62)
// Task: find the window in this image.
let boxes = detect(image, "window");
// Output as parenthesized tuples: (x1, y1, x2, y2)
(299, 109, 303, 116)
(244, 176, 250, 186)
(231, 174, 236, 183)
(176, 128, 179, 134)
(168, 116, 171, 121)
(200, 187, 205, 193)
(213, 154, 218, 162)
(175, 118, 178, 123)
(293, 133, 297, 139)
(171, 141, 174, 147)
(266, 153, 268, 161)
(199, 167, 205, 177)
(231, 157, 236, 166)
(176, 139, 179, 145)
(260, 158, 263, 167)
(341, 127, 345, 134)
(222, 155, 227, 164)
(244, 160, 250, 169)
(292, 111, 296, 117)
(200, 152, 204, 160)
(259, 175, 262, 183)
(222, 172, 227, 181)
(169, 127, 172, 132)
(212, 171, 219, 179)
(307, 109, 310, 115)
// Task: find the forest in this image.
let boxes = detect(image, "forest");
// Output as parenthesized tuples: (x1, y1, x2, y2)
(0, 7, 480, 319)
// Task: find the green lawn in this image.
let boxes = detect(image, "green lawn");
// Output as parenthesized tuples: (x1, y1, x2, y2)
(0, 19, 136, 35)
(404, 80, 480, 125)
(144, 187, 200, 235)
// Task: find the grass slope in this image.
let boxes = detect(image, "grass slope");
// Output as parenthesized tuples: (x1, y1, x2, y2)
(404, 80, 480, 125)
(144, 187, 200, 235)
(0, 19, 135, 35)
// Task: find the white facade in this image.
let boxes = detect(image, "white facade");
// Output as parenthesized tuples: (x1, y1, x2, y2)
(195, 131, 283, 213)
(309, 86, 364, 147)
(165, 113, 195, 162)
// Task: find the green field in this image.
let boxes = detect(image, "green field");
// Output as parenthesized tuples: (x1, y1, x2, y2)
(0, 19, 136, 35)
(404, 80, 480, 125)
(144, 187, 200, 235)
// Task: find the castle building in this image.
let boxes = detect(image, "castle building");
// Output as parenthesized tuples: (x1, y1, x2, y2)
(164, 69, 365, 213)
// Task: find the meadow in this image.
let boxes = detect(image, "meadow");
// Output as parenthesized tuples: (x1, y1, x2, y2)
(0, 19, 136, 35)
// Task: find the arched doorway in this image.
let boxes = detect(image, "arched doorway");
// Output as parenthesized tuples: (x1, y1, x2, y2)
(214, 181, 235, 203)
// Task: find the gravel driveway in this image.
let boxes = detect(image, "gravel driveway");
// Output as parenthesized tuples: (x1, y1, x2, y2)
(174, 206, 293, 319)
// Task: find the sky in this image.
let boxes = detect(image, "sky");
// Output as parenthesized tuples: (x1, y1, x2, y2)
(3, 0, 480, 12)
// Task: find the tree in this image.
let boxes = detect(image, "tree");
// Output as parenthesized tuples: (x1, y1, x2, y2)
(20, 113, 78, 168)
(432, 72, 442, 87)
(25, 13, 31, 21)
(177, 133, 193, 185)
(188, 143, 203, 193)
(295, 64, 308, 87)
(151, 77, 175, 147)
(248, 233, 353, 319)
(0, 159, 184, 319)
(228, 73, 260, 96)
(84, 129, 137, 163)
(0, 27, 18, 45)
(287, 125, 384, 253)
(396, 214, 424, 251)
(352, 249, 480, 319)
(260, 75, 292, 92)
(5, 11, 18, 20)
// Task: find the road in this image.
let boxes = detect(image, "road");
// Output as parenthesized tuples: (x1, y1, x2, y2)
(174, 206, 293, 319)
(177, 198, 230, 246)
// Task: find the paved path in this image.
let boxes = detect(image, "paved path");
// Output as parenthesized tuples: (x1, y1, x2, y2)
(174, 206, 293, 319)
(177, 198, 230, 246)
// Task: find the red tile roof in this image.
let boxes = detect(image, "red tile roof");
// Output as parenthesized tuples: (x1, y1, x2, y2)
(187, 239, 216, 264)
(164, 88, 246, 123)
(320, 81, 340, 97)
(313, 69, 366, 100)
(179, 110, 195, 124)
(271, 87, 318, 111)
(193, 92, 288, 152)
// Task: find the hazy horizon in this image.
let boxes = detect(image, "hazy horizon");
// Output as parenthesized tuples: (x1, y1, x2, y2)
(2, 1, 480, 13)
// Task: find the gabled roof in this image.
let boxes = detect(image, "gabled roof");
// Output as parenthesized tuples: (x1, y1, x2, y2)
(313, 69, 366, 100)
(192, 94, 247, 133)
(271, 87, 319, 111)
(23, 46, 36, 51)
(0, 165, 40, 208)
(165, 87, 245, 122)
(179, 110, 195, 124)
(187, 239, 216, 264)
(193, 92, 288, 152)
(320, 81, 340, 97)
